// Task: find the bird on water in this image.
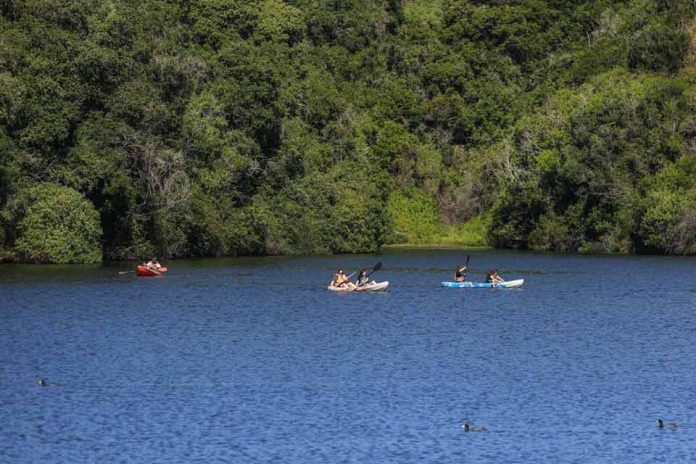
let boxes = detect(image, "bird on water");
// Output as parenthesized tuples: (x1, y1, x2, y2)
(462, 421, 488, 432)
(657, 419, 679, 429)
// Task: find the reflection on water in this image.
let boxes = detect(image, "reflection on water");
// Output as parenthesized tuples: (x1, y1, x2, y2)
(1, 250, 696, 463)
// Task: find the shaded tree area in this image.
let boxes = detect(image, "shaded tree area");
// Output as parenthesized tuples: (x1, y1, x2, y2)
(0, 0, 694, 262)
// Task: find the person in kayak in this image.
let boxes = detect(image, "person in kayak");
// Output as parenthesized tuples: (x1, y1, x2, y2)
(486, 269, 505, 284)
(454, 264, 469, 282)
(330, 269, 355, 290)
(145, 257, 162, 271)
(356, 269, 376, 288)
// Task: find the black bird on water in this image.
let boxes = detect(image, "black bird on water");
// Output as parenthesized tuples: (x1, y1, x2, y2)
(658, 419, 679, 429)
(462, 421, 488, 432)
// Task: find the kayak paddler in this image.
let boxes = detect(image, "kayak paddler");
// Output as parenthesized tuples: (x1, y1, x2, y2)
(145, 257, 162, 272)
(485, 269, 505, 285)
(454, 264, 469, 282)
(356, 269, 375, 288)
(330, 269, 356, 290)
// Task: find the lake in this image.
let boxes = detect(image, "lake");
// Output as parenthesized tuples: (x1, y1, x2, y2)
(1, 249, 695, 463)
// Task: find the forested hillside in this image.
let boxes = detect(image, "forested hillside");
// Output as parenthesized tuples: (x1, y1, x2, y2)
(1, 0, 694, 263)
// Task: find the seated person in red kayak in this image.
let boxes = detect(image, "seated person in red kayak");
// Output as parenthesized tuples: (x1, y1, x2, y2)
(454, 264, 469, 282)
(145, 257, 162, 271)
(330, 269, 356, 290)
(485, 269, 505, 284)
(356, 269, 376, 288)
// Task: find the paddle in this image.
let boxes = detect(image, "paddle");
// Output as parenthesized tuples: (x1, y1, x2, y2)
(347, 261, 381, 280)
(457, 255, 470, 273)
(367, 261, 382, 277)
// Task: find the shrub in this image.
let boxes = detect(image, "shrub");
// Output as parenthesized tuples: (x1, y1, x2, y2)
(14, 184, 102, 263)
(387, 188, 442, 244)
(628, 25, 689, 73)
(528, 214, 571, 252)
(437, 215, 490, 247)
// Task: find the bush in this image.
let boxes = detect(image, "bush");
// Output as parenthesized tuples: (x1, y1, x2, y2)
(387, 188, 442, 244)
(14, 184, 102, 263)
(639, 156, 696, 253)
(437, 215, 490, 247)
(528, 214, 572, 252)
(628, 26, 689, 73)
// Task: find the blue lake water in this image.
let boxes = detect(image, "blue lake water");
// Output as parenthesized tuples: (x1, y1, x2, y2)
(1, 249, 696, 463)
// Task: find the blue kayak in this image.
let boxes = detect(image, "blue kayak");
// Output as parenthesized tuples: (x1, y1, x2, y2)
(441, 279, 524, 288)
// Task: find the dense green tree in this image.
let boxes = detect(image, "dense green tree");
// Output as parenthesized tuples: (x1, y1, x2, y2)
(488, 70, 696, 253)
(10, 183, 102, 263)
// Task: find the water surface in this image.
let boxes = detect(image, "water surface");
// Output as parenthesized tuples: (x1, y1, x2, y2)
(1, 250, 695, 463)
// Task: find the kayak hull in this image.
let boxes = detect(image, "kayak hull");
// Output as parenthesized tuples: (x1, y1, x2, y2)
(328, 281, 389, 292)
(135, 265, 168, 277)
(441, 279, 524, 288)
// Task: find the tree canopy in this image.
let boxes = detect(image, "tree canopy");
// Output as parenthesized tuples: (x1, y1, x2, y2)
(1, 0, 694, 262)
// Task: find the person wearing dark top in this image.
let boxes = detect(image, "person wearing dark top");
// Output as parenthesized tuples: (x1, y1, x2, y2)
(454, 264, 468, 282)
(356, 269, 375, 287)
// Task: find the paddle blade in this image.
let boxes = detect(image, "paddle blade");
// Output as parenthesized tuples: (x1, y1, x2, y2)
(465, 255, 470, 267)
(367, 261, 382, 277)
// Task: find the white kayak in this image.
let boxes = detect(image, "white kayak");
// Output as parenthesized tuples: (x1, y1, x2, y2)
(441, 279, 524, 289)
(327, 281, 389, 292)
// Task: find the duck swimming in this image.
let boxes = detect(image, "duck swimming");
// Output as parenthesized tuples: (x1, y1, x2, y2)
(37, 379, 60, 387)
(462, 421, 488, 432)
(657, 419, 679, 429)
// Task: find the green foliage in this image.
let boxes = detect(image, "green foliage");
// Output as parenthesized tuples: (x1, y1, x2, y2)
(401, 0, 443, 40)
(488, 69, 696, 254)
(387, 187, 489, 246)
(436, 215, 490, 247)
(256, 0, 305, 45)
(13, 183, 102, 263)
(387, 188, 442, 243)
(0, 0, 694, 261)
(250, 162, 387, 255)
(628, 25, 689, 73)
(639, 156, 696, 252)
(488, 182, 548, 249)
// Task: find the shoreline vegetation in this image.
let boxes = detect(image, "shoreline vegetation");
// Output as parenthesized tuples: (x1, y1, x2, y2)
(1, 1, 695, 264)
(382, 244, 490, 250)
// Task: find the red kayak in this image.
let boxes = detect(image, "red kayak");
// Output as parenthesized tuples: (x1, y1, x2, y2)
(135, 265, 168, 277)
